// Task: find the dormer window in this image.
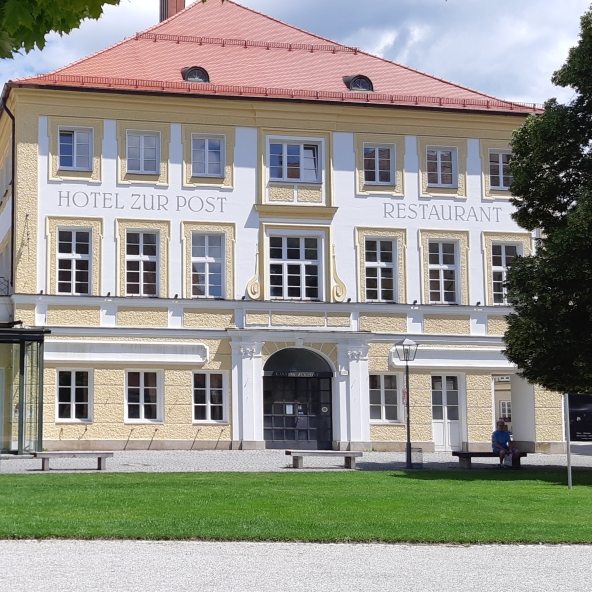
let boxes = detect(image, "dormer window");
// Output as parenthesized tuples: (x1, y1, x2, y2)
(343, 75, 373, 92)
(181, 66, 210, 83)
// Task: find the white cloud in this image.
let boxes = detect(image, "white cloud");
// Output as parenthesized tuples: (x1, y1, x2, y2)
(0, 0, 590, 104)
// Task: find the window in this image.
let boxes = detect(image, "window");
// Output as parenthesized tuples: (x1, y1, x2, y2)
(500, 400, 512, 421)
(57, 370, 91, 421)
(432, 375, 459, 420)
(428, 241, 457, 303)
(126, 131, 159, 174)
(489, 151, 513, 190)
(427, 148, 456, 187)
(126, 371, 160, 421)
(182, 66, 210, 83)
(365, 238, 396, 301)
(363, 145, 393, 184)
(126, 231, 158, 296)
(269, 142, 320, 182)
(344, 75, 373, 91)
(191, 135, 224, 177)
(369, 374, 399, 422)
(59, 128, 92, 171)
(492, 244, 518, 304)
(57, 230, 91, 295)
(193, 373, 226, 422)
(269, 236, 320, 300)
(191, 233, 224, 298)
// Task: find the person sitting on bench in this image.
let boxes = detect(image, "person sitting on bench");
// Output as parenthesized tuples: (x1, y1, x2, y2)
(492, 420, 519, 468)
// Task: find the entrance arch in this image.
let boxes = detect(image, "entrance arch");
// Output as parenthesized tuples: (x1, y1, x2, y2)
(263, 348, 333, 450)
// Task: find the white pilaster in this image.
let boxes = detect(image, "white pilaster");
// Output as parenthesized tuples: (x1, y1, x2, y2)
(337, 341, 371, 450)
(231, 338, 265, 449)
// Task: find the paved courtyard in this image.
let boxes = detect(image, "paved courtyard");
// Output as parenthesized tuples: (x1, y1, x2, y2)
(1, 445, 591, 473)
(2, 540, 591, 592)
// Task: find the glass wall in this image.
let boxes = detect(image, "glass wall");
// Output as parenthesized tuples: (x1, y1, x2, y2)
(0, 330, 46, 454)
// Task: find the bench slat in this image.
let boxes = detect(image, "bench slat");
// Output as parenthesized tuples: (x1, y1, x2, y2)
(285, 450, 362, 457)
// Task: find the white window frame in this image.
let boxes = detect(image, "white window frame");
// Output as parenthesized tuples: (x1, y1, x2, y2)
(364, 237, 397, 302)
(267, 136, 323, 183)
(191, 232, 225, 298)
(492, 242, 520, 305)
(426, 146, 458, 188)
(500, 400, 512, 421)
(363, 143, 395, 185)
(428, 240, 458, 304)
(126, 130, 160, 174)
(267, 229, 325, 301)
(56, 369, 93, 423)
(58, 127, 93, 171)
(125, 230, 159, 297)
(489, 150, 513, 190)
(369, 373, 402, 423)
(56, 227, 92, 296)
(124, 370, 163, 424)
(191, 134, 225, 177)
(192, 371, 229, 424)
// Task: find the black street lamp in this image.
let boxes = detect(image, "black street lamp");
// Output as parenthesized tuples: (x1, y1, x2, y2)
(395, 338, 418, 469)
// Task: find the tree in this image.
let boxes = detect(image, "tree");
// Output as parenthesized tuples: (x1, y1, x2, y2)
(0, 0, 127, 59)
(504, 7, 592, 392)
(0, 0, 221, 60)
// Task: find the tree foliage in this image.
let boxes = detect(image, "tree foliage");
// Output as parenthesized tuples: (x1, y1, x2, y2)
(0, 0, 121, 58)
(505, 8, 592, 392)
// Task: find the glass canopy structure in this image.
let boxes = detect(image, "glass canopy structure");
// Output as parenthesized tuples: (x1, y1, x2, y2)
(0, 327, 49, 454)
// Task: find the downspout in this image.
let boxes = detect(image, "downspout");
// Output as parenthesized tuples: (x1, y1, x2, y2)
(1, 102, 16, 291)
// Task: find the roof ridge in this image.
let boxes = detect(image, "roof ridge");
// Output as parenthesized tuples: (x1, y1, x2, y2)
(136, 31, 358, 53)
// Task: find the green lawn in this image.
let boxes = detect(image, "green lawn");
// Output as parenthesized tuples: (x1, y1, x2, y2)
(1, 469, 591, 543)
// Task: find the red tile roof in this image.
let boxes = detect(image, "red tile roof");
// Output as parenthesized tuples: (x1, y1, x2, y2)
(11, 0, 540, 114)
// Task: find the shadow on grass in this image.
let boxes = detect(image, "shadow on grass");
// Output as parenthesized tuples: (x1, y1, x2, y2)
(387, 466, 592, 486)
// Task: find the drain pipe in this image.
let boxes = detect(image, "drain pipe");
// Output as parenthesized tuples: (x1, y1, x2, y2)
(1, 101, 16, 291)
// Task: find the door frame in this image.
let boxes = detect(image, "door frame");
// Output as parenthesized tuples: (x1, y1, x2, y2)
(431, 372, 467, 452)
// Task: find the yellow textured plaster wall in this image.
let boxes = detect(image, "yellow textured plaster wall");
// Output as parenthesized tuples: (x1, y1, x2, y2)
(424, 315, 470, 335)
(297, 186, 323, 203)
(43, 361, 233, 443)
(47, 305, 100, 326)
(534, 385, 563, 442)
(370, 424, 406, 442)
(14, 103, 38, 294)
(269, 185, 295, 202)
(327, 313, 351, 327)
(359, 314, 406, 333)
(183, 309, 235, 329)
(487, 316, 508, 336)
(117, 307, 168, 327)
(368, 342, 393, 372)
(14, 304, 35, 327)
(466, 373, 493, 443)
(245, 311, 270, 326)
(369, 371, 433, 442)
(271, 311, 325, 327)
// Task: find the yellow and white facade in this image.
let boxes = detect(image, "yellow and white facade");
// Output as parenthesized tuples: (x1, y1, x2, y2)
(0, 3, 565, 454)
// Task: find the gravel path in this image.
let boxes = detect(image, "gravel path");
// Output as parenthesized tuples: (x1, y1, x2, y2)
(1, 446, 591, 473)
(1, 540, 590, 592)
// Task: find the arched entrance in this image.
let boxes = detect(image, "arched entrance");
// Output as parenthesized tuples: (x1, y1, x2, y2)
(263, 348, 333, 450)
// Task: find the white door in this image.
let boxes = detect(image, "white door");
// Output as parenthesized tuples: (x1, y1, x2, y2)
(432, 375, 462, 451)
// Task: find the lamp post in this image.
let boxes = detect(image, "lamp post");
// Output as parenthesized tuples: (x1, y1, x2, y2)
(395, 338, 418, 469)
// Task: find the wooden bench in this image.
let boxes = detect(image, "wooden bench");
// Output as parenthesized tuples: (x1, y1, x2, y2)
(33, 451, 114, 471)
(285, 450, 363, 469)
(452, 451, 528, 470)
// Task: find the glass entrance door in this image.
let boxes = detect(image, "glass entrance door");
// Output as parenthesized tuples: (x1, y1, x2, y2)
(263, 375, 332, 450)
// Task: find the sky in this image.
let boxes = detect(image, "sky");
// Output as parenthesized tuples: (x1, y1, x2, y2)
(1, 0, 590, 105)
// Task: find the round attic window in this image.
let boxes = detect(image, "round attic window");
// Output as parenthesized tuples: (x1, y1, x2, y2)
(343, 75, 373, 92)
(181, 66, 210, 83)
